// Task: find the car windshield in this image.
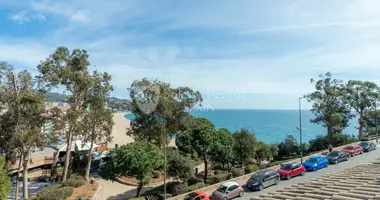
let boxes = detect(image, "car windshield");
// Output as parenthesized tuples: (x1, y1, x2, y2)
(216, 185, 228, 193)
(250, 173, 263, 181)
(328, 151, 339, 157)
(280, 164, 292, 170)
(360, 142, 369, 147)
(184, 193, 197, 200)
(306, 158, 318, 163)
(343, 146, 354, 150)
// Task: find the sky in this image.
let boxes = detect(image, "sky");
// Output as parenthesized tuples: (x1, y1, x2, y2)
(1, 0, 380, 109)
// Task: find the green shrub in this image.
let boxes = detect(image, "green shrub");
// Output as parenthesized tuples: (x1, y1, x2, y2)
(187, 177, 203, 185)
(152, 170, 161, 178)
(37, 186, 73, 200)
(143, 176, 152, 184)
(208, 172, 232, 185)
(167, 182, 187, 196)
(128, 197, 145, 200)
(245, 165, 259, 174)
(186, 182, 206, 192)
(231, 168, 244, 178)
(62, 176, 86, 188)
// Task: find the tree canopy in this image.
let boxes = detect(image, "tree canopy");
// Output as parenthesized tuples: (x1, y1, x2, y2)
(127, 78, 202, 148)
(305, 72, 353, 142)
(345, 80, 379, 139)
(176, 118, 216, 183)
(99, 141, 163, 197)
(232, 129, 257, 168)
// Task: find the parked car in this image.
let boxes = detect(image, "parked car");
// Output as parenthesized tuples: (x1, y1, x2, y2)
(210, 181, 244, 200)
(341, 145, 363, 157)
(37, 176, 48, 182)
(246, 169, 280, 191)
(277, 162, 305, 180)
(326, 151, 349, 164)
(302, 156, 329, 171)
(184, 191, 210, 200)
(359, 141, 376, 152)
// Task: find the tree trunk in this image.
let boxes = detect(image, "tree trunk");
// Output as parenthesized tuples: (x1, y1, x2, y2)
(15, 154, 23, 200)
(62, 131, 73, 182)
(203, 154, 208, 184)
(22, 149, 29, 199)
(327, 126, 333, 144)
(85, 140, 94, 180)
(136, 181, 144, 197)
(358, 116, 364, 139)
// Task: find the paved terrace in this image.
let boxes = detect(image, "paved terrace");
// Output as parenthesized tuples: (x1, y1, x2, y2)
(251, 158, 380, 200)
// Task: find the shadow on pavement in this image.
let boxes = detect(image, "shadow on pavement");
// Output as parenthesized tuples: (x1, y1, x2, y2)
(106, 186, 155, 200)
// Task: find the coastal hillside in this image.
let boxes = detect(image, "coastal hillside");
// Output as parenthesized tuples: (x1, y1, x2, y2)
(46, 92, 132, 111)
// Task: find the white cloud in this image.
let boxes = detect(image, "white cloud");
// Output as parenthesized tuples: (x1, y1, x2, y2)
(4, 0, 380, 109)
(10, 11, 29, 24)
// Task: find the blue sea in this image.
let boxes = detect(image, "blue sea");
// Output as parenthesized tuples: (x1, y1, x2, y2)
(124, 109, 358, 144)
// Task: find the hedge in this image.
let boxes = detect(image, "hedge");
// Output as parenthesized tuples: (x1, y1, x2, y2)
(36, 186, 73, 200)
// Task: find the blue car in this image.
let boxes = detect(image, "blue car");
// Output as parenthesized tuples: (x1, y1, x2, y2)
(302, 156, 329, 171)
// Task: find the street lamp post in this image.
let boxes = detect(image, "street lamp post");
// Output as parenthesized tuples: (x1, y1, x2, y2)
(154, 112, 167, 200)
(375, 101, 378, 143)
(298, 97, 303, 163)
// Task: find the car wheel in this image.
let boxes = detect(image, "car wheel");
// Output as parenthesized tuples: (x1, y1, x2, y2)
(239, 190, 244, 197)
(360, 151, 363, 154)
(346, 156, 349, 161)
(301, 170, 305, 176)
(286, 175, 291, 180)
(275, 178, 280, 185)
(325, 162, 329, 167)
(223, 197, 228, 200)
(259, 184, 264, 191)
(313, 167, 317, 171)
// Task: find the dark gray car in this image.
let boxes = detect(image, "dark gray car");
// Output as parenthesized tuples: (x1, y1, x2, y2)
(326, 151, 349, 164)
(246, 169, 280, 191)
(359, 141, 376, 152)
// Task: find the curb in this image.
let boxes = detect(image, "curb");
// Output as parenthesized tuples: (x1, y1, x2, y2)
(91, 182, 103, 200)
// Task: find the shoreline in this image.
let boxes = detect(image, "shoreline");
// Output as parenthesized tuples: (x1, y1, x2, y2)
(109, 111, 176, 148)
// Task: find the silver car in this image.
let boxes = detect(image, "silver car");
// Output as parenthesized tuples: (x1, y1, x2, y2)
(210, 181, 244, 200)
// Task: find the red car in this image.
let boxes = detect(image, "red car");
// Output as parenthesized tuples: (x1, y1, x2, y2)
(341, 144, 363, 157)
(277, 162, 306, 180)
(184, 191, 210, 200)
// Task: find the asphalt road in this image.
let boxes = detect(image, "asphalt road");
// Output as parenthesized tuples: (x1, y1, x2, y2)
(235, 144, 380, 200)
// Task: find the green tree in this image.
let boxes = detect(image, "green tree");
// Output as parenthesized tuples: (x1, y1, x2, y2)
(210, 128, 234, 170)
(81, 71, 114, 180)
(364, 110, 380, 136)
(167, 151, 194, 182)
(0, 156, 11, 200)
(176, 118, 217, 184)
(305, 72, 353, 142)
(277, 135, 298, 160)
(345, 80, 379, 139)
(1, 70, 47, 199)
(37, 46, 92, 182)
(254, 141, 271, 167)
(127, 78, 202, 148)
(269, 144, 279, 161)
(232, 129, 257, 168)
(98, 141, 163, 197)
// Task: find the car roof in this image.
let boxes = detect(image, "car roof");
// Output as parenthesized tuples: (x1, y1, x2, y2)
(222, 181, 239, 187)
(310, 155, 323, 159)
(194, 191, 206, 195)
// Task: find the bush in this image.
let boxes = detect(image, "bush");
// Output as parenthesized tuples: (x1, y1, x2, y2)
(62, 177, 86, 188)
(167, 182, 187, 196)
(152, 170, 161, 178)
(167, 151, 194, 182)
(143, 176, 152, 184)
(231, 168, 244, 178)
(245, 165, 259, 174)
(186, 182, 206, 192)
(187, 177, 203, 185)
(208, 172, 232, 185)
(37, 186, 74, 200)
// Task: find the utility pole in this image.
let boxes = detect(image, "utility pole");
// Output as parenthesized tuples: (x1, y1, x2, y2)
(376, 101, 378, 143)
(298, 97, 303, 163)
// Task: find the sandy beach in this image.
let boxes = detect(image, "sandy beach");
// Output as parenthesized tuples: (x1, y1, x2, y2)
(108, 112, 176, 148)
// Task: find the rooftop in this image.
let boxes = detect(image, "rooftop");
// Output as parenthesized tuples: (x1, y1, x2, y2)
(222, 181, 239, 187)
